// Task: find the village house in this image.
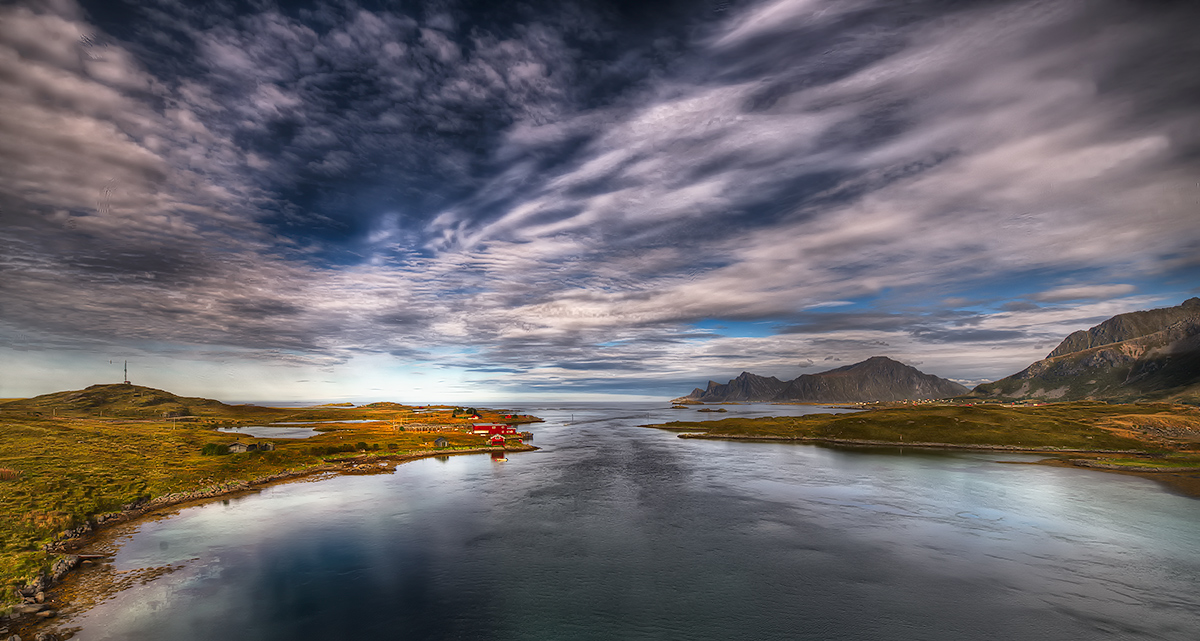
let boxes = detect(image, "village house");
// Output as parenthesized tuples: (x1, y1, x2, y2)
(433, 436, 449, 448)
(228, 441, 275, 453)
(472, 423, 517, 436)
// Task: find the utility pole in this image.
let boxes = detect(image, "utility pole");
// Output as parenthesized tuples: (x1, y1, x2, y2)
(123, 360, 130, 385)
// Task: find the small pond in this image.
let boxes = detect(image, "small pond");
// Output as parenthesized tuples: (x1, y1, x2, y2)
(216, 426, 323, 439)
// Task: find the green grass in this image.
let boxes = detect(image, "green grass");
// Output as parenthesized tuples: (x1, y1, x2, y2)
(645, 402, 1199, 452)
(0, 386, 535, 601)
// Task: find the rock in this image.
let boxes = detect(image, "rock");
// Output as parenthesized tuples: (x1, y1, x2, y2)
(13, 605, 46, 615)
(34, 610, 56, 618)
(49, 555, 79, 582)
(34, 592, 44, 603)
(8, 634, 22, 641)
(34, 632, 59, 641)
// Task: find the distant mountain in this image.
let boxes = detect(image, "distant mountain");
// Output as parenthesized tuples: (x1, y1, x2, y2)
(0, 383, 236, 418)
(973, 297, 1200, 403)
(674, 356, 970, 403)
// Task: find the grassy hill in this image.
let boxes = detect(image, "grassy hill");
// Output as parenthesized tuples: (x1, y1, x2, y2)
(0, 384, 271, 420)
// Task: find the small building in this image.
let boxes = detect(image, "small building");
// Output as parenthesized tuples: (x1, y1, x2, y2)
(489, 434, 506, 446)
(433, 436, 449, 448)
(228, 441, 274, 453)
(472, 423, 517, 436)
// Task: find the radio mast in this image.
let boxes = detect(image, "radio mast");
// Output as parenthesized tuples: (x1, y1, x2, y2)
(124, 360, 130, 385)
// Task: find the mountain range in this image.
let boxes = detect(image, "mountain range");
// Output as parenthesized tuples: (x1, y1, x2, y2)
(673, 356, 970, 403)
(674, 297, 1200, 404)
(973, 297, 1200, 402)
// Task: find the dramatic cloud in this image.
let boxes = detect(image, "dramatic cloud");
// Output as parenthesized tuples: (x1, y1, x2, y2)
(1, 0, 1197, 401)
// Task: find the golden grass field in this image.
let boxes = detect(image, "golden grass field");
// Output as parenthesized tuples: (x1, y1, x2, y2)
(0, 385, 539, 603)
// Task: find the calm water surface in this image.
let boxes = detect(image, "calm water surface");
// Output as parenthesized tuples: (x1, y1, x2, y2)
(66, 403, 1200, 640)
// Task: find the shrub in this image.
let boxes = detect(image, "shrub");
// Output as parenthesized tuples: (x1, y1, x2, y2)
(310, 444, 359, 456)
(355, 442, 368, 451)
(201, 443, 230, 456)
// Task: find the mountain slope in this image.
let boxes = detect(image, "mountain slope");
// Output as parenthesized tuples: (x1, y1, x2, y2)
(674, 356, 969, 403)
(974, 298, 1200, 402)
(1048, 297, 1200, 357)
(678, 372, 790, 404)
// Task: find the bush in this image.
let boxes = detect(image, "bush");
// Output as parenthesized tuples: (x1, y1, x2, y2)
(355, 442, 369, 451)
(201, 443, 230, 456)
(387, 443, 398, 451)
(309, 444, 358, 456)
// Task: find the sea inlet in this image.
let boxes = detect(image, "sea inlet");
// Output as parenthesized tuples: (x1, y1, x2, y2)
(61, 403, 1200, 640)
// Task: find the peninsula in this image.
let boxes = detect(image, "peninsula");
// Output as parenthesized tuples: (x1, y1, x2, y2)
(0, 384, 540, 632)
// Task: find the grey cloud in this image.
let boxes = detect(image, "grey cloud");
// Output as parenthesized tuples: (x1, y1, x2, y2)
(909, 328, 1027, 344)
(1031, 284, 1137, 302)
(1000, 301, 1040, 312)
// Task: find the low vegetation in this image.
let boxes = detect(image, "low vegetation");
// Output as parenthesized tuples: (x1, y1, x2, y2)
(0, 384, 539, 603)
(646, 402, 1200, 454)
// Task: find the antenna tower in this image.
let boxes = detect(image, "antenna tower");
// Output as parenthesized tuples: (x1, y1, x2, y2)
(124, 360, 130, 385)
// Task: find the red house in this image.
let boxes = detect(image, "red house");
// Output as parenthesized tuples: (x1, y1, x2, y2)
(472, 423, 517, 436)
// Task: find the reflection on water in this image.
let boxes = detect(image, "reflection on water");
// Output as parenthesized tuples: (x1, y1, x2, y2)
(268, 419, 389, 424)
(216, 426, 322, 439)
(64, 402, 1200, 641)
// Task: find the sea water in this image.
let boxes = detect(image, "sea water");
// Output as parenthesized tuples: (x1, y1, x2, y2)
(61, 403, 1200, 640)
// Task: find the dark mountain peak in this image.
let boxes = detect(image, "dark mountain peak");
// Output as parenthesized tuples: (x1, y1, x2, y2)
(735, 371, 784, 382)
(673, 357, 968, 403)
(839, 355, 903, 369)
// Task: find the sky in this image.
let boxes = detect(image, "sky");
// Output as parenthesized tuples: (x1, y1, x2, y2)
(1, 0, 1198, 403)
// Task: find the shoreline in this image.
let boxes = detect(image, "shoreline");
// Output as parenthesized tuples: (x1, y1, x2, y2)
(671, 431, 1150, 454)
(668, 431, 1200, 499)
(4, 444, 536, 640)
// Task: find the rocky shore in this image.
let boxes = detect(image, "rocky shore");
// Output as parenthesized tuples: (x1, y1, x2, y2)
(1, 445, 534, 640)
